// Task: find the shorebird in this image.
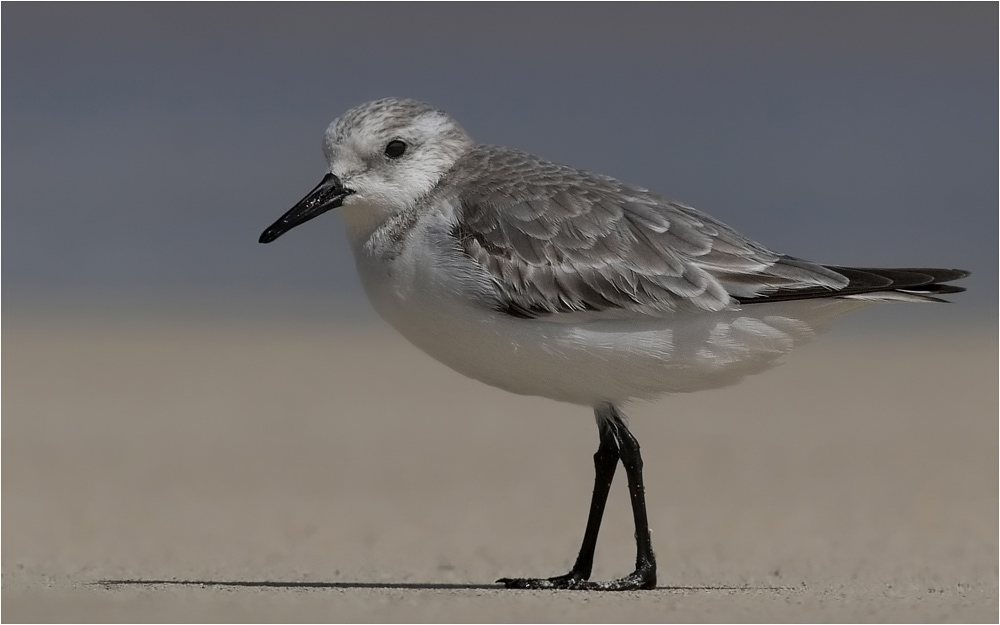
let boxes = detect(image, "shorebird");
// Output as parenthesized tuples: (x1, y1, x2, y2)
(259, 98, 967, 590)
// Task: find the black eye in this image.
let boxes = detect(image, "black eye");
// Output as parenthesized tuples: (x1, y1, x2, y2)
(384, 140, 407, 159)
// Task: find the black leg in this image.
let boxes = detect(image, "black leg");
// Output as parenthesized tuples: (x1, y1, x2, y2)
(498, 403, 657, 591)
(567, 420, 620, 579)
(602, 406, 657, 589)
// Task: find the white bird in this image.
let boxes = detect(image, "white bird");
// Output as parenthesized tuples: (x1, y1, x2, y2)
(259, 97, 967, 591)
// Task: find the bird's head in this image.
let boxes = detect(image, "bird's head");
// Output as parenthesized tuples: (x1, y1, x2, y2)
(260, 98, 474, 244)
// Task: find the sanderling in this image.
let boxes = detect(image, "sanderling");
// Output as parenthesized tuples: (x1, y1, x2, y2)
(259, 97, 967, 591)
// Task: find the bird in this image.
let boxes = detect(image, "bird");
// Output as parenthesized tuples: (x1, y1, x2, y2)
(259, 97, 968, 591)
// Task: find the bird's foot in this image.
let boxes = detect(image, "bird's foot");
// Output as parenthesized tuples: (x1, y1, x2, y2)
(497, 570, 588, 590)
(498, 564, 655, 591)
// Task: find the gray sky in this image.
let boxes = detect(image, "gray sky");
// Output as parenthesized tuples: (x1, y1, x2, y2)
(3, 4, 996, 315)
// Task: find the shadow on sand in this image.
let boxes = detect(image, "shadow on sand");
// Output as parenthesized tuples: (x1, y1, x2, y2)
(97, 579, 795, 592)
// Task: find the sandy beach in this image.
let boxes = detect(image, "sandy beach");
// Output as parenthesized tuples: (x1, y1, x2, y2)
(3, 312, 996, 622)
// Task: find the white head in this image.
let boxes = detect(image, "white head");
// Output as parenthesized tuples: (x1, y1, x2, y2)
(259, 98, 474, 245)
(326, 98, 474, 208)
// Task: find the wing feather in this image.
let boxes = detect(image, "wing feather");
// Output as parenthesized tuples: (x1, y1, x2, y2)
(445, 146, 958, 319)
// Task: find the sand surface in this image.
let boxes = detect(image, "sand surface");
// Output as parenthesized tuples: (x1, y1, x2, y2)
(3, 313, 996, 622)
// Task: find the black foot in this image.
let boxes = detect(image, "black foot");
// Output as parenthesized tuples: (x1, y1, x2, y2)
(498, 565, 655, 591)
(497, 571, 587, 590)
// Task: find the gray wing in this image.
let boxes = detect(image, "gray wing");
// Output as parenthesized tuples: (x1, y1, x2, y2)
(448, 146, 848, 318)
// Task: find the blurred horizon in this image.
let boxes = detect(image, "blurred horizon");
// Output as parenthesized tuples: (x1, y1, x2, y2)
(4, 4, 996, 326)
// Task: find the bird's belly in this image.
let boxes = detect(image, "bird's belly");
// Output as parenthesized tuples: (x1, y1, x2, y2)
(355, 254, 862, 406)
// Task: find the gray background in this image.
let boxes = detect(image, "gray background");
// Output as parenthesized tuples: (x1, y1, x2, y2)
(3, 4, 996, 319)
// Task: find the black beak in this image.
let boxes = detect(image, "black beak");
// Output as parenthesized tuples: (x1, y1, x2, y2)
(259, 173, 353, 243)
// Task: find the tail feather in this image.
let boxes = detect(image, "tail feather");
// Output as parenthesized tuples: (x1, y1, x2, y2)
(737, 262, 969, 305)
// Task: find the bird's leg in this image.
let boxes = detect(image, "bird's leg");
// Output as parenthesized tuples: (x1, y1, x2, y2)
(564, 420, 621, 580)
(498, 417, 619, 589)
(498, 404, 657, 591)
(595, 405, 657, 590)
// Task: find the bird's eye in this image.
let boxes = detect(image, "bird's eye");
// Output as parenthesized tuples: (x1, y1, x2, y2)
(384, 140, 407, 159)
